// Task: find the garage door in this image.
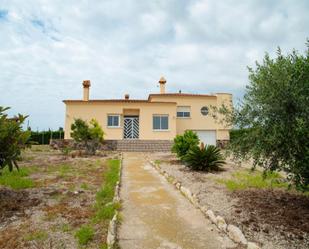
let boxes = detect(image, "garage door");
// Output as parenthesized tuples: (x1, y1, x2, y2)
(194, 130, 217, 146)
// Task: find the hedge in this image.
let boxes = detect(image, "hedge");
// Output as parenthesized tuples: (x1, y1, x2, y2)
(29, 130, 64, 145)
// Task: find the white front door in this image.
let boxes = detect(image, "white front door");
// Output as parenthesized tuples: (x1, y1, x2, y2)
(124, 117, 139, 139)
(194, 130, 217, 146)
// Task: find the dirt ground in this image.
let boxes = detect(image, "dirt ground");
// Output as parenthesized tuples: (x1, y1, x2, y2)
(0, 145, 119, 249)
(148, 152, 309, 249)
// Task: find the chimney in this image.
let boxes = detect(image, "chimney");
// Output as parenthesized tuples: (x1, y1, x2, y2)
(82, 80, 90, 101)
(125, 94, 130, 100)
(159, 76, 166, 94)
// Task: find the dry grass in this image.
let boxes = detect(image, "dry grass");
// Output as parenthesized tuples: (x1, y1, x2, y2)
(0, 145, 120, 249)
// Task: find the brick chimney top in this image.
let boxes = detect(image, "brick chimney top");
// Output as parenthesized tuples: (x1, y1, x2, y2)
(82, 80, 90, 101)
(159, 76, 166, 84)
(159, 76, 166, 94)
(83, 80, 91, 88)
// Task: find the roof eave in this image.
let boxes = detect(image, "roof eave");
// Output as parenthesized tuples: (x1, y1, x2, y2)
(63, 99, 177, 104)
(148, 93, 218, 100)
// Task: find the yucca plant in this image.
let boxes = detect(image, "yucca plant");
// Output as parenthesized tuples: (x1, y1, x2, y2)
(183, 143, 225, 171)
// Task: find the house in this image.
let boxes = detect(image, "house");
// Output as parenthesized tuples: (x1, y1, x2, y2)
(63, 77, 232, 151)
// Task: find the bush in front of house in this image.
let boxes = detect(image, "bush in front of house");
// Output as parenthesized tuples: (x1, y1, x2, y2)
(183, 143, 225, 171)
(171, 130, 199, 160)
(0, 106, 30, 173)
(70, 118, 104, 155)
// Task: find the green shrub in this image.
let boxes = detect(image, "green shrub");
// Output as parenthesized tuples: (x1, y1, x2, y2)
(75, 225, 94, 245)
(0, 106, 30, 172)
(172, 130, 199, 159)
(71, 118, 104, 155)
(183, 143, 225, 171)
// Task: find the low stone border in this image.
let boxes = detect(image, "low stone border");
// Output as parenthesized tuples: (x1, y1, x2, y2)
(107, 153, 123, 249)
(148, 160, 261, 249)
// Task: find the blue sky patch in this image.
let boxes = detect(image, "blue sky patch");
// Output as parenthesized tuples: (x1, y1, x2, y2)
(0, 9, 8, 21)
(31, 19, 46, 32)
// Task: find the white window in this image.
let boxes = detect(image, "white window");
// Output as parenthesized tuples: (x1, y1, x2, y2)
(153, 115, 169, 130)
(107, 115, 120, 127)
(177, 106, 191, 118)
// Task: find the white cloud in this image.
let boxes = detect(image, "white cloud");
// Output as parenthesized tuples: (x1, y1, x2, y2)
(0, 0, 308, 129)
(189, 0, 210, 17)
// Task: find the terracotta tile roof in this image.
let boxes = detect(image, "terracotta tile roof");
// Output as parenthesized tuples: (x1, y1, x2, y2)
(63, 99, 176, 104)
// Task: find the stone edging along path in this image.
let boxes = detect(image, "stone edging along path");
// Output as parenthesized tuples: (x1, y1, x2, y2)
(107, 153, 123, 249)
(148, 160, 261, 249)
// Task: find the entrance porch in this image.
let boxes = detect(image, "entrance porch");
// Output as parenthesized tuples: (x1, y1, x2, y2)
(123, 109, 139, 140)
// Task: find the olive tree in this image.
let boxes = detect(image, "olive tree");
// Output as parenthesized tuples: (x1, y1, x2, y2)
(214, 42, 309, 190)
(70, 118, 104, 155)
(0, 106, 30, 172)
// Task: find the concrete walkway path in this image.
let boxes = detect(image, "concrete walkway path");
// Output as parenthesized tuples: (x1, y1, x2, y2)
(118, 153, 236, 249)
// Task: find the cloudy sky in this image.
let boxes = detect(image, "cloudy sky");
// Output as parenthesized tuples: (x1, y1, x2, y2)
(0, 0, 308, 130)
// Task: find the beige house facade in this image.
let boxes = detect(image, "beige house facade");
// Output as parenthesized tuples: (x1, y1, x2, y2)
(63, 77, 232, 146)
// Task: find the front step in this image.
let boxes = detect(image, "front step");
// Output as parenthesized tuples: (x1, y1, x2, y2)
(105, 140, 173, 152)
(50, 139, 173, 152)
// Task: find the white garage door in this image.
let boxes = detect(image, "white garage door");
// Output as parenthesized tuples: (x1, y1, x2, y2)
(194, 130, 217, 146)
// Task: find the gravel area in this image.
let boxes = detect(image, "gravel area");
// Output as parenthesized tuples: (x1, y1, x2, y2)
(148, 152, 309, 249)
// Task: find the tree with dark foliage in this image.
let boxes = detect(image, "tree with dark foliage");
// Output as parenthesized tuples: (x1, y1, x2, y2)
(0, 106, 30, 172)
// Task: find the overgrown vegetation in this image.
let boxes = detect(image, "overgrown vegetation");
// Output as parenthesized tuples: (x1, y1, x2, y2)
(218, 170, 289, 191)
(60, 146, 72, 156)
(71, 118, 104, 155)
(183, 143, 225, 171)
(24, 230, 48, 242)
(171, 130, 199, 159)
(75, 225, 95, 245)
(93, 159, 121, 223)
(61, 224, 71, 232)
(74, 159, 121, 246)
(0, 106, 30, 172)
(0, 167, 34, 189)
(213, 41, 309, 190)
(0, 144, 121, 248)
